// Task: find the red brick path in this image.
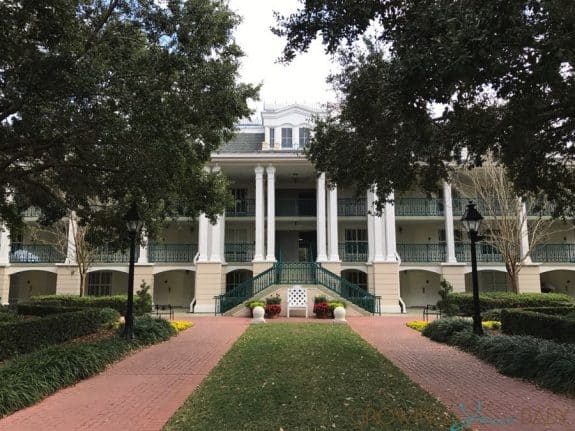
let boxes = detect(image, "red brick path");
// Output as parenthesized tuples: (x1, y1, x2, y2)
(0, 317, 248, 431)
(348, 316, 575, 431)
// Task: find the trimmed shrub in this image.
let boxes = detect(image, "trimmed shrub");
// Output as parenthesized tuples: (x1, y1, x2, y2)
(481, 309, 502, 321)
(29, 292, 151, 316)
(501, 309, 575, 343)
(441, 292, 573, 316)
(0, 310, 20, 323)
(17, 304, 83, 316)
(0, 308, 120, 361)
(421, 318, 472, 342)
(117, 315, 176, 344)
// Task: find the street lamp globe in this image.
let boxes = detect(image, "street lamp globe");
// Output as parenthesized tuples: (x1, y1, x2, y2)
(461, 201, 483, 235)
(124, 202, 143, 234)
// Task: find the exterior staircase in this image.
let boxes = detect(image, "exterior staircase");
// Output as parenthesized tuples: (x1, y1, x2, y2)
(215, 262, 380, 315)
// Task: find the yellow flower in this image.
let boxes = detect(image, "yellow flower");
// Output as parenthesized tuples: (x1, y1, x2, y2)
(482, 320, 501, 330)
(170, 320, 194, 332)
(406, 320, 429, 332)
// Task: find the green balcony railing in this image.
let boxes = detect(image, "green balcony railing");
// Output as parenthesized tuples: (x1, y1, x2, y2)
(148, 243, 197, 262)
(397, 243, 446, 262)
(526, 199, 555, 216)
(22, 207, 42, 218)
(224, 242, 255, 262)
(338, 198, 367, 216)
(226, 199, 256, 217)
(276, 199, 316, 216)
(395, 198, 444, 216)
(455, 242, 503, 262)
(92, 246, 139, 263)
(531, 244, 575, 263)
(452, 198, 513, 216)
(217, 265, 276, 313)
(338, 242, 368, 262)
(9, 243, 64, 263)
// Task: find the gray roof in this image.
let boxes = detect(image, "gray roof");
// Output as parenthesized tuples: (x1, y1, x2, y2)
(219, 132, 263, 153)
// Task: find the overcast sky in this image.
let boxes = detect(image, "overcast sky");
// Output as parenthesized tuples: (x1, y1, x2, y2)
(228, 0, 337, 110)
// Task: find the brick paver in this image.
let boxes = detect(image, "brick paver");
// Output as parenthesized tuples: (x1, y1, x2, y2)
(0, 317, 249, 431)
(349, 316, 575, 431)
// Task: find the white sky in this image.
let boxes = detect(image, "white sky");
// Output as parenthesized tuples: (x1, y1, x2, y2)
(228, 0, 337, 109)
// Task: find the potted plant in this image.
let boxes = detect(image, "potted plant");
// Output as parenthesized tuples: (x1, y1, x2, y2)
(329, 301, 347, 322)
(265, 294, 281, 318)
(246, 300, 265, 318)
(313, 295, 331, 318)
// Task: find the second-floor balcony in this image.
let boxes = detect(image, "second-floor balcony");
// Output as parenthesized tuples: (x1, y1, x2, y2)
(224, 242, 255, 262)
(9, 243, 64, 263)
(531, 244, 575, 263)
(276, 198, 316, 217)
(149, 243, 197, 263)
(454, 242, 503, 263)
(397, 243, 446, 262)
(339, 241, 368, 262)
(226, 199, 256, 217)
(338, 198, 367, 216)
(92, 246, 140, 263)
(395, 198, 444, 216)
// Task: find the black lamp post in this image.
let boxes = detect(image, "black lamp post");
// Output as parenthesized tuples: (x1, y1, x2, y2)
(123, 202, 143, 340)
(461, 201, 484, 336)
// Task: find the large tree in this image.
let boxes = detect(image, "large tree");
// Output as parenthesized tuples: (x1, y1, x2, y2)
(1, 0, 257, 241)
(274, 1, 575, 212)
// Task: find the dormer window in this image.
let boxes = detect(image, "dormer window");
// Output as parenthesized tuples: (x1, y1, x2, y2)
(299, 128, 311, 147)
(281, 128, 293, 148)
(269, 128, 275, 148)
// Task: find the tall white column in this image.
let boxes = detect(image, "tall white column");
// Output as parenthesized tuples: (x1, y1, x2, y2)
(197, 213, 209, 262)
(266, 165, 276, 262)
(209, 166, 222, 262)
(253, 165, 265, 262)
(372, 186, 386, 262)
(367, 189, 375, 263)
(138, 228, 148, 263)
(327, 185, 339, 261)
(384, 191, 398, 261)
(220, 211, 226, 264)
(443, 182, 457, 263)
(316, 173, 328, 262)
(65, 212, 77, 264)
(519, 200, 532, 264)
(0, 223, 10, 264)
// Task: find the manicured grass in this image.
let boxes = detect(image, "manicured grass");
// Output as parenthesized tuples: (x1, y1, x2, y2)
(164, 324, 458, 431)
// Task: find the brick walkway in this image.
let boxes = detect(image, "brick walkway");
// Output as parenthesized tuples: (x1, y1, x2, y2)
(0, 317, 249, 431)
(349, 316, 575, 431)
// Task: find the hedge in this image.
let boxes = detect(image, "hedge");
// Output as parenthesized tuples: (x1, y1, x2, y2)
(422, 318, 575, 395)
(28, 293, 152, 315)
(16, 304, 84, 317)
(501, 309, 575, 344)
(0, 308, 120, 361)
(439, 292, 573, 316)
(0, 316, 176, 418)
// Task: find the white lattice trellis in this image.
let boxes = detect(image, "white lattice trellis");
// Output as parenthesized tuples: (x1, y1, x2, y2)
(287, 285, 308, 318)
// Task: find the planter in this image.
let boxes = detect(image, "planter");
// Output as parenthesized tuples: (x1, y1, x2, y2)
(251, 306, 266, 324)
(265, 304, 281, 318)
(333, 306, 347, 324)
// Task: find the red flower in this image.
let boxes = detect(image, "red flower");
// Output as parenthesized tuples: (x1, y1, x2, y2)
(265, 303, 281, 317)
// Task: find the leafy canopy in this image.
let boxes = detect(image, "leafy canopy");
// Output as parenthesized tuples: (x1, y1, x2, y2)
(275, 1, 575, 212)
(0, 0, 258, 240)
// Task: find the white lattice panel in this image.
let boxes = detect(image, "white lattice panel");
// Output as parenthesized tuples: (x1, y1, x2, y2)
(288, 286, 307, 307)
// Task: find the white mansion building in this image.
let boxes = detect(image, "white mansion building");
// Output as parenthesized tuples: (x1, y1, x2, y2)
(1, 104, 575, 313)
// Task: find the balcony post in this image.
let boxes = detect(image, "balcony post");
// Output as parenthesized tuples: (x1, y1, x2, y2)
(137, 228, 149, 263)
(209, 166, 222, 263)
(253, 165, 265, 262)
(372, 186, 386, 262)
(384, 191, 398, 261)
(443, 182, 457, 263)
(367, 189, 375, 263)
(316, 173, 328, 262)
(64, 212, 77, 265)
(519, 200, 532, 264)
(266, 165, 276, 262)
(327, 184, 340, 261)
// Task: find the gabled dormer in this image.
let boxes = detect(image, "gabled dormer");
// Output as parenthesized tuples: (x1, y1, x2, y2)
(260, 104, 324, 151)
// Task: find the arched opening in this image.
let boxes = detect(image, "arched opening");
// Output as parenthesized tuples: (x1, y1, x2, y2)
(399, 270, 441, 308)
(9, 270, 57, 304)
(87, 270, 128, 296)
(226, 269, 253, 293)
(540, 270, 575, 298)
(153, 270, 195, 308)
(464, 270, 511, 293)
(341, 269, 368, 290)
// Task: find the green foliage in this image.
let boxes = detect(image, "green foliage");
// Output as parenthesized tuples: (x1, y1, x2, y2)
(274, 2, 575, 213)
(117, 315, 176, 344)
(481, 309, 502, 321)
(245, 300, 265, 309)
(29, 294, 152, 315)
(0, 316, 175, 418)
(441, 292, 573, 316)
(501, 309, 575, 344)
(313, 295, 327, 304)
(421, 318, 473, 343)
(436, 279, 459, 316)
(328, 301, 346, 310)
(0, 308, 119, 361)
(0, 309, 20, 323)
(0, 0, 257, 236)
(265, 294, 281, 304)
(135, 282, 153, 315)
(16, 304, 83, 316)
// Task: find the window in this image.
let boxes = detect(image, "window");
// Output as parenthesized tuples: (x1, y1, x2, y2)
(281, 127, 293, 148)
(345, 229, 367, 242)
(343, 270, 368, 291)
(269, 128, 275, 148)
(87, 271, 112, 296)
(344, 229, 368, 260)
(299, 128, 311, 147)
(230, 188, 248, 215)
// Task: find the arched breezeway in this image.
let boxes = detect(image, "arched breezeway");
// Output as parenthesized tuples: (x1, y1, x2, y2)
(153, 270, 195, 308)
(399, 269, 441, 307)
(464, 269, 511, 293)
(341, 269, 368, 291)
(9, 270, 57, 304)
(225, 269, 253, 293)
(540, 269, 575, 298)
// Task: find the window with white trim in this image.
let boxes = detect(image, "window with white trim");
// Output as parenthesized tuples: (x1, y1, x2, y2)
(269, 128, 275, 148)
(281, 128, 293, 148)
(299, 127, 311, 147)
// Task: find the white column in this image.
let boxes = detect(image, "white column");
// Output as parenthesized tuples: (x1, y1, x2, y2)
(367, 189, 375, 263)
(138, 228, 149, 263)
(0, 223, 10, 264)
(327, 185, 339, 261)
(519, 200, 532, 264)
(209, 166, 222, 262)
(253, 165, 265, 262)
(65, 212, 77, 264)
(384, 191, 398, 261)
(220, 211, 226, 264)
(266, 165, 276, 262)
(443, 182, 457, 263)
(197, 214, 209, 262)
(316, 173, 328, 262)
(373, 186, 386, 262)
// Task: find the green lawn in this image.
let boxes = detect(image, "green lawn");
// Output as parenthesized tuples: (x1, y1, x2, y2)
(164, 323, 458, 431)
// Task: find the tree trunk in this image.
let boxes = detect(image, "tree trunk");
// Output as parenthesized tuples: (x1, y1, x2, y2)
(510, 272, 519, 293)
(79, 272, 86, 297)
